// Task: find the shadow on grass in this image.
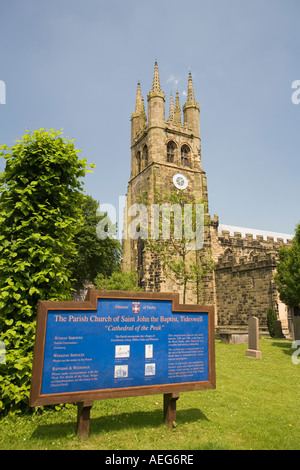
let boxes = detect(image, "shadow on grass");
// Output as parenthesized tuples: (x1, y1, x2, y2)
(271, 340, 294, 357)
(31, 407, 209, 440)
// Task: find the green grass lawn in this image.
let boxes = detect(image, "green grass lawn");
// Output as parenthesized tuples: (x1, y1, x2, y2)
(0, 338, 299, 450)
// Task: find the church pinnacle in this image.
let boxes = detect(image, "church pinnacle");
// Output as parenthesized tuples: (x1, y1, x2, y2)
(168, 93, 174, 121)
(147, 61, 165, 125)
(134, 81, 143, 114)
(174, 91, 181, 124)
(131, 81, 147, 141)
(152, 60, 161, 92)
(183, 70, 200, 135)
(187, 71, 195, 103)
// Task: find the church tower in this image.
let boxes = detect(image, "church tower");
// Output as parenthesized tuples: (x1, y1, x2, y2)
(122, 62, 212, 302)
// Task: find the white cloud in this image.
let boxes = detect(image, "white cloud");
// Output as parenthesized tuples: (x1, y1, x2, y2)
(166, 74, 179, 86)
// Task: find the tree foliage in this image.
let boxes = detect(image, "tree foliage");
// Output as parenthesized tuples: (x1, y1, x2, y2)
(266, 307, 277, 337)
(69, 195, 121, 290)
(274, 223, 300, 307)
(0, 129, 91, 415)
(94, 270, 142, 291)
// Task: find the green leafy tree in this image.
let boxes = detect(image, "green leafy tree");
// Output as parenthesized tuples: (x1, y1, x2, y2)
(94, 271, 142, 291)
(0, 129, 91, 414)
(69, 195, 121, 290)
(274, 223, 300, 307)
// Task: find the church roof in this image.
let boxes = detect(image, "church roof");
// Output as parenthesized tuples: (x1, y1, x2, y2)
(218, 224, 293, 243)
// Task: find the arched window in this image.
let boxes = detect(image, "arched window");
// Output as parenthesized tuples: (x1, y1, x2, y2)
(181, 145, 190, 166)
(136, 151, 141, 173)
(224, 249, 232, 261)
(167, 141, 176, 163)
(143, 145, 148, 167)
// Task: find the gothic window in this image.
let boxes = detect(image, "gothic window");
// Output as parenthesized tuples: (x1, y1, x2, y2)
(143, 145, 148, 167)
(167, 141, 176, 163)
(181, 144, 190, 166)
(137, 151, 141, 173)
(224, 249, 232, 261)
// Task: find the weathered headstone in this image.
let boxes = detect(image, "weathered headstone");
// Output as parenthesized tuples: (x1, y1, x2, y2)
(274, 320, 284, 338)
(245, 316, 262, 359)
(294, 316, 300, 341)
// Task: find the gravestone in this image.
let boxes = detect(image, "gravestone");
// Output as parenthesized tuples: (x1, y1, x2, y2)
(245, 316, 262, 359)
(294, 316, 300, 341)
(274, 320, 284, 338)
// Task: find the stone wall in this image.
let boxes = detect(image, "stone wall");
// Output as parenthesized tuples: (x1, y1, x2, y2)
(215, 252, 278, 328)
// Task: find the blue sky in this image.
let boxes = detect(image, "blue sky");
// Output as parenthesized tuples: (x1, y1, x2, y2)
(0, 0, 299, 236)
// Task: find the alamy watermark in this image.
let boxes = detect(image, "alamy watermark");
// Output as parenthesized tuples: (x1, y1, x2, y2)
(291, 80, 300, 105)
(0, 80, 6, 104)
(96, 197, 205, 250)
(291, 340, 300, 365)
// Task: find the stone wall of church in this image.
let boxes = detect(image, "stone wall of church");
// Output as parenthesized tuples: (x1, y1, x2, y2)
(204, 221, 292, 328)
(214, 253, 278, 328)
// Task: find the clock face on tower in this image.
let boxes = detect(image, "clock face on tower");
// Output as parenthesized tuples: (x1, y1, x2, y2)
(173, 173, 188, 190)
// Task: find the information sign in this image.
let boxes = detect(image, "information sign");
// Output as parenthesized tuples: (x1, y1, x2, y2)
(30, 291, 215, 407)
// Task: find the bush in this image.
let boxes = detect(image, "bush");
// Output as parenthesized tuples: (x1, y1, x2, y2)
(0, 129, 90, 415)
(266, 307, 277, 337)
(94, 271, 142, 291)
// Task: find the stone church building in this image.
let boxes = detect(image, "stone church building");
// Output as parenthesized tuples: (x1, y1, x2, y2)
(122, 62, 294, 338)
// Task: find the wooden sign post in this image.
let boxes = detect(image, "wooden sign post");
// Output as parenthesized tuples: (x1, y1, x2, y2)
(77, 401, 93, 439)
(30, 290, 216, 438)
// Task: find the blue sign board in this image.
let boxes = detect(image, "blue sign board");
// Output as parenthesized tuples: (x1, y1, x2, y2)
(30, 291, 215, 406)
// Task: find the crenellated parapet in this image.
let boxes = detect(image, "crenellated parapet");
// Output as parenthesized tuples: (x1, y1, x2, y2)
(215, 226, 292, 265)
(218, 227, 292, 249)
(216, 251, 278, 271)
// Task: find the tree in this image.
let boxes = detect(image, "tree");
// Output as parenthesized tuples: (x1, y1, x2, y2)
(0, 129, 91, 414)
(137, 187, 215, 303)
(274, 223, 300, 307)
(266, 307, 277, 337)
(94, 271, 142, 291)
(69, 195, 121, 290)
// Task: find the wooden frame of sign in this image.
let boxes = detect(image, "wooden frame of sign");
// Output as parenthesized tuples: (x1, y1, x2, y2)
(30, 290, 215, 437)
